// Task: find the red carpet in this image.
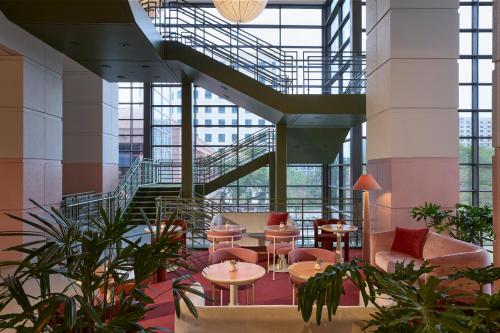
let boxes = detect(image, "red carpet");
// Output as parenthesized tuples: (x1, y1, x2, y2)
(139, 249, 362, 331)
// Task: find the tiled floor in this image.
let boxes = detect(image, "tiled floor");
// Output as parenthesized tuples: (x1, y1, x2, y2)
(139, 249, 362, 331)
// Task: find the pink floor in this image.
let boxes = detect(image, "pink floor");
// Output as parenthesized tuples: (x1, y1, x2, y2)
(139, 249, 362, 331)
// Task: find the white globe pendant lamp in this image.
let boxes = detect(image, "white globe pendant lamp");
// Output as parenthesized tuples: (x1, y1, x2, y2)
(213, 0, 268, 23)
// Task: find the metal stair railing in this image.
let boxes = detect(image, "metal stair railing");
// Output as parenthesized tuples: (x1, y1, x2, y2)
(162, 1, 294, 93)
(61, 128, 275, 222)
(61, 157, 157, 222)
(194, 127, 275, 184)
(155, 196, 363, 249)
(139, 0, 366, 94)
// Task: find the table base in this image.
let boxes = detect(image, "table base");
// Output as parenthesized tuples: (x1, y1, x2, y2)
(336, 232, 344, 264)
(228, 285, 238, 306)
(268, 254, 289, 272)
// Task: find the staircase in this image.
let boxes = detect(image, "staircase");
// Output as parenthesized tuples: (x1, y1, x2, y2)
(63, 128, 275, 224)
(124, 185, 180, 224)
(194, 127, 274, 195)
(0, 0, 366, 127)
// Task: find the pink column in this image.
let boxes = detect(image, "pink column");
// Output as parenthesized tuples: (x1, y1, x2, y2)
(366, 1, 460, 231)
(0, 11, 63, 261)
(63, 57, 119, 194)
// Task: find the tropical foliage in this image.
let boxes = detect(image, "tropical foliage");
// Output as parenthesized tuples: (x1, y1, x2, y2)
(0, 200, 205, 332)
(411, 202, 494, 248)
(297, 259, 500, 332)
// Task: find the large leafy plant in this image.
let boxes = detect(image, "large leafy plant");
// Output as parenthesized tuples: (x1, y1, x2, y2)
(297, 259, 500, 332)
(0, 200, 205, 332)
(411, 202, 494, 248)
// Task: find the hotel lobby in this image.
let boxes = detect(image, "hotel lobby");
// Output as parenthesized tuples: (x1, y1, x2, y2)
(0, 0, 498, 332)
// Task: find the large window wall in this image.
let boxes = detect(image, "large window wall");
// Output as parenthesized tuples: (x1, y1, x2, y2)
(118, 83, 144, 177)
(459, 0, 493, 206)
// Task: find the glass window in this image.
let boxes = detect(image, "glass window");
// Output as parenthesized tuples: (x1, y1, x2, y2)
(478, 86, 492, 109)
(459, 85, 472, 109)
(459, 5, 472, 29)
(205, 134, 212, 142)
(460, 32, 472, 55)
(478, 59, 493, 83)
(478, 6, 492, 29)
(478, 32, 492, 55)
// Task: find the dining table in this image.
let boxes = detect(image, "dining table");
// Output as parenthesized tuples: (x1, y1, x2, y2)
(288, 260, 335, 283)
(320, 224, 358, 263)
(202, 262, 265, 306)
(264, 224, 300, 278)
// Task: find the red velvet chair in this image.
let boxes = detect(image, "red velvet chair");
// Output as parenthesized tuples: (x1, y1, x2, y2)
(313, 218, 349, 261)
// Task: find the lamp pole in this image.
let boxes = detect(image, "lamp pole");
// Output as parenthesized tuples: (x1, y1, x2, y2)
(352, 174, 381, 263)
(362, 190, 370, 262)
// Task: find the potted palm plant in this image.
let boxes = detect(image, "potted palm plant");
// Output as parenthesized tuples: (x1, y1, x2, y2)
(0, 200, 205, 332)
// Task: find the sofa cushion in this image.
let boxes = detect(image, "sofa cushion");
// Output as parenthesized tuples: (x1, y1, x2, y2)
(375, 251, 424, 273)
(267, 212, 289, 226)
(391, 227, 429, 259)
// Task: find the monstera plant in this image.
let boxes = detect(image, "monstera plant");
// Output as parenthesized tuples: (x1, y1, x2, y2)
(0, 200, 205, 332)
(298, 259, 500, 332)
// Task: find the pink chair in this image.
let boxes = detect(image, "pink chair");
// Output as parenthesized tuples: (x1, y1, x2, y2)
(288, 248, 336, 305)
(208, 247, 259, 305)
(265, 229, 300, 280)
(207, 229, 242, 253)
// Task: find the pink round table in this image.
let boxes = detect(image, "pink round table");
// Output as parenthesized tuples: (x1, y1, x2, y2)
(202, 262, 265, 306)
(264, 225, 300, 278)
(288, 261, 335, 283)
(320, 224, 358, 263)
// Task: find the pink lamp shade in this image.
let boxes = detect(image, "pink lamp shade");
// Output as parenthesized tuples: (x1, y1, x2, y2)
(352, 174, 381, 191)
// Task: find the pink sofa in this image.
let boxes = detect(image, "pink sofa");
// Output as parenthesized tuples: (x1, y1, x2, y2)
(370, 230, 491, 294)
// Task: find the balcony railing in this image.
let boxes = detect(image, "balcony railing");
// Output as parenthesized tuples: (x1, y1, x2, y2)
(156, 196, 363, 249)
(140, 0, 366, 94)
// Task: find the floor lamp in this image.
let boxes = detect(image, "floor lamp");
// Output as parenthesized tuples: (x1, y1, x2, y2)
(352, 174, 381, 262)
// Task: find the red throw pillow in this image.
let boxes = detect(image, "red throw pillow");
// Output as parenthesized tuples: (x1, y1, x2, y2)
(391, 227, 429, 259)
(267, 212, 289, 226)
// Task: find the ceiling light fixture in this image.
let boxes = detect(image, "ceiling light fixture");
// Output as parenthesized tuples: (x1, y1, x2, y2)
(213, 0, 268, 23)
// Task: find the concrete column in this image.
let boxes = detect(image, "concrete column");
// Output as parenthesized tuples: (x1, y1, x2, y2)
(275, 124, 287, 211)
(492, 0, 500, 292)
(62, 57, 119, 194)
(181, 74, 193, 198)
(366, 0, 460, 231)
(0, 10, 63, 261)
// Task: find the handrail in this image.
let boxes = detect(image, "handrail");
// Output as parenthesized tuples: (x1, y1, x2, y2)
(61, 126, 276, 222)
(140, 0, 366, 94)
(194, 127, 275, 183)
(61, 157, 157, 222)
(156, 196, 363, 248)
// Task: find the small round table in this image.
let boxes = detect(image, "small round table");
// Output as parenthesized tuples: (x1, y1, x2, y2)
(320, 224, 358, 263)
(288, 261, 335, 283)
(202, 262, 265, 306)
(264, 225, 300, 277)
